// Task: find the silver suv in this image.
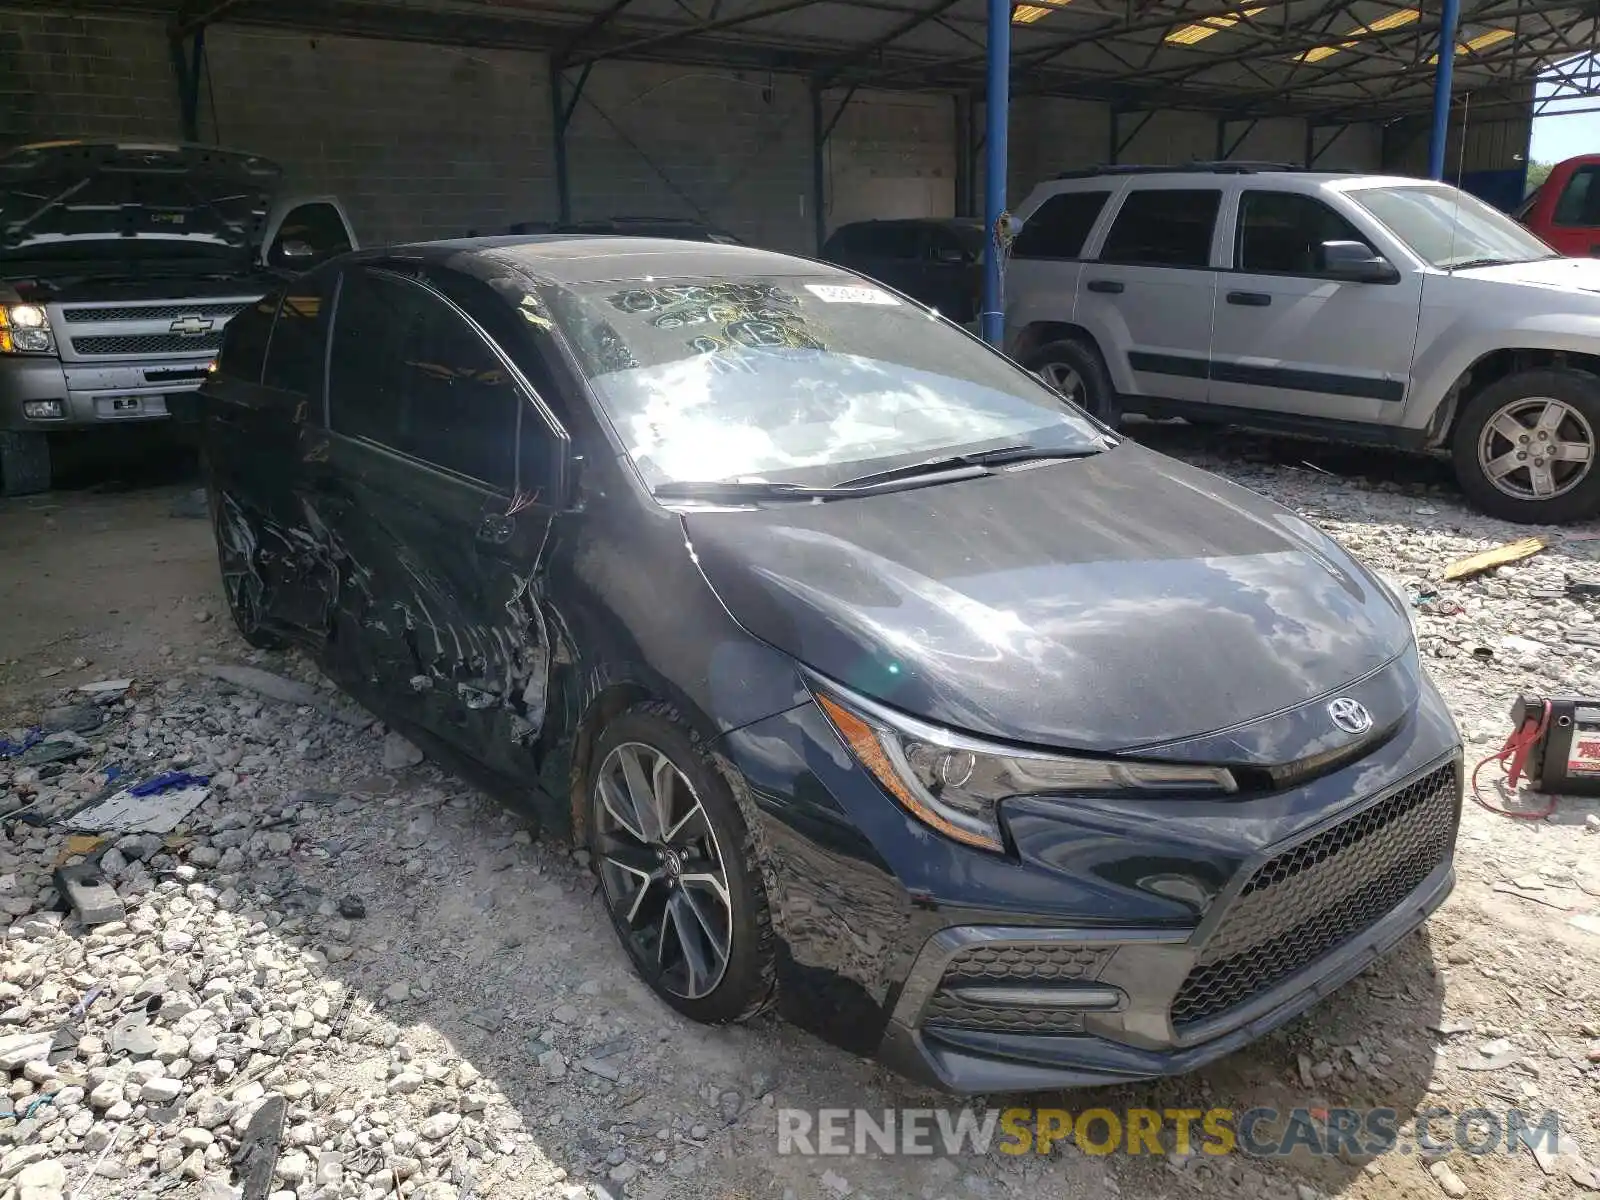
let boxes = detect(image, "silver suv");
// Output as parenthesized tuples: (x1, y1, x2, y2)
(1004, 164, 1600, 523)
(0, 141, 356, 494)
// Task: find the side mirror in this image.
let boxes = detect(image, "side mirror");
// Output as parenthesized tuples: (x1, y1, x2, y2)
(934, 245, 968, 265)
(1320, 240, 1400, 284)
(277, 239, 316, 262)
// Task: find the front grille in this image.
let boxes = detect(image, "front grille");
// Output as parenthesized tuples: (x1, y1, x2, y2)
(63, 302, 246, 323)
(1171, 762, 1458, 1028)
(920, 943, 1111, 1035)
(70, 332, 224, 356)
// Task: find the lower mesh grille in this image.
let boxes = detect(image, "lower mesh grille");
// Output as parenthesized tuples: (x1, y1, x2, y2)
(1171, 761, 1458, 1028)
(70, 332, 223, 356)
(923, 994, 1087, 1035)
(921, 943, 1111, 1035)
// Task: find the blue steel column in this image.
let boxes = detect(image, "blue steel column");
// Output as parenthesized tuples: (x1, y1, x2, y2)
(1427, 0, 1461, 180)
(980, 0, 1011, 346)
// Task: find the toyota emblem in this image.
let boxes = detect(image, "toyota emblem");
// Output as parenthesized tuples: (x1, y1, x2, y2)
(1328, 697, 1373, 735)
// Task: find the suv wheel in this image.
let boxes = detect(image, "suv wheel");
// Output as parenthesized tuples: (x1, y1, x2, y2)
(1024, 339, 1119, 426)
(0, 432, 51, 497)
(588, 703, 776, 1025)
(1452, 369, 1600, 524)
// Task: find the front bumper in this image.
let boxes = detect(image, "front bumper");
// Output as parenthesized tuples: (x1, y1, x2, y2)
(718, 663, 1462, 1093)
(0, 355, 212, 431)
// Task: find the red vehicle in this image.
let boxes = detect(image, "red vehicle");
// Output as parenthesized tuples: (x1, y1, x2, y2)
(1516, 154, 1600, 255)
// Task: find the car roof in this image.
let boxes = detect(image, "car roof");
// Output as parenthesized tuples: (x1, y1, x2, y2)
(833, 217, 982, 229)
(383, 235, 853, 286)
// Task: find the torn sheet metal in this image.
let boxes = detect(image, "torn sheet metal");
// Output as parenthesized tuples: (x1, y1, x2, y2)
(63, 783, 210, 835)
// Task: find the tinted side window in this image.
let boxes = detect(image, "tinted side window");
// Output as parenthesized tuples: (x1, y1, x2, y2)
(1554, 166, 1600, 226)
(328, 269, 519, 489)
(1236, 191, 1369, 275)
(217, 296, 278, 384)
(857, 224, 922, 259)
(1099, 189, 1221, 268)
(261, 280, 330, 395)
(1013, 191, 1110, 259)
(269, 201, 353, 270)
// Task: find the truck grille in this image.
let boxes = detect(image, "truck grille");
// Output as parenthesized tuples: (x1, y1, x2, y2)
(62, 302, 246, 323)
(70, 333, 223, 357)
(1170, 762, 1458, 1028)
(920, 944, 1111, 1035)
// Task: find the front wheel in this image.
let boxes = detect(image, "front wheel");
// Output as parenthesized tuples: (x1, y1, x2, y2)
(1023, 338, 1119, 427)
(1451, 369, 1600, 524)
(0, 431, 51, 496)
(588, 703, 775, 1025)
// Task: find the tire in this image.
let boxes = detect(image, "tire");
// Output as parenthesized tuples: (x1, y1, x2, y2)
(1451, 368, 1600, 524)
(587, 702, 776, 1025)
(1023, 338, 1120, 427)
(0, 431, 51, 497)
(207, 486, 284, 650)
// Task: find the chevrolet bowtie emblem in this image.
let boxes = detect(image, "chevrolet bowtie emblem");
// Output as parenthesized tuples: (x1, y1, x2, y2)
(170, 316, 214, 336)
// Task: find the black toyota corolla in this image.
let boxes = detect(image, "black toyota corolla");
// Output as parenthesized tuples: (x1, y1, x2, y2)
(199, 236, 1462, 1093)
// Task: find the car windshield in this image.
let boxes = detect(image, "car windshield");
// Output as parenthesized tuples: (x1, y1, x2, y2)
(543, 274, 1106, 489)
(1347, 183, 1558, 270)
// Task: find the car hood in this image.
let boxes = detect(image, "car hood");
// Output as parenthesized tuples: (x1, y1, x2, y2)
(0, 142, 281, 261)
(683, 442, 1412, 753)
(1455, 255, 1600, 296)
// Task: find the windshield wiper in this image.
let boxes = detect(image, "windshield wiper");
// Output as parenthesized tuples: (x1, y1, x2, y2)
(651, 480, 845, 501)
(837, 443, 1102, 489)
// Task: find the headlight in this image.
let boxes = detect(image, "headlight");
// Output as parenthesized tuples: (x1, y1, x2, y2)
(0, 304, 54, 354)
(813, 684, 1236, 853)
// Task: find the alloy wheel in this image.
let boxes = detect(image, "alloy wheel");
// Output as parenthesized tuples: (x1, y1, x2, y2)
(1477, 396, 1596, 501)
(1038, 362, 1083, 402)
(593, 742, 733, 1000)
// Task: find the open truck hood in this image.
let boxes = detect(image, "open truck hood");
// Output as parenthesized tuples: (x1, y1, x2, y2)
(0, 141, 282, 263)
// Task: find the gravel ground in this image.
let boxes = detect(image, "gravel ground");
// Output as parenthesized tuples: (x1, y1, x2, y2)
(3, 428, 1600, 1200)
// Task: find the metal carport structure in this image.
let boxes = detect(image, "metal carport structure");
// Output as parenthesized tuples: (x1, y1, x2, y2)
(18, 0, 1600, 340)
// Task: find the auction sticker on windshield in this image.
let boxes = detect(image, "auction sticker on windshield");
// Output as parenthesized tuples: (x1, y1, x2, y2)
(804, 284, 899, 305)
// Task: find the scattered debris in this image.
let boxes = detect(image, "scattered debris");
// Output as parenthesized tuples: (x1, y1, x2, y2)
(1428, 1159, 1469, 1198)
(1443, 536, 1547, 582)
(382, 731, 424, 769)
(53, 861, 124, 925)
(336, 894, 366, 919)
(62, 778, 210, 835)
(76, 678, 132, 696)
(200, 663, 369, 727)
(232, 1094, 287, 1200)
(1493, 880, 1573, 910)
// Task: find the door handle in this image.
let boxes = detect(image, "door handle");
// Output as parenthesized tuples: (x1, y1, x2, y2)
(1227, 291, 1272, 307)
(1086, 279, 1125, 294)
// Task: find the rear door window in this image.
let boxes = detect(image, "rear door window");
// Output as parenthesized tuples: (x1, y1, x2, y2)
(1099, 189, 1222, 268)
(1013, 191, 1111, 259)
(328, 268, 520, 491)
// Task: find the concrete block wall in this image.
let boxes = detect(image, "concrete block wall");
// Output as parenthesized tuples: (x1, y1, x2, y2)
(199, 28, 554, 246)
(0, 6, 1427, 254)
(0, 10, 174, 144)
(565, 63, 816, 251)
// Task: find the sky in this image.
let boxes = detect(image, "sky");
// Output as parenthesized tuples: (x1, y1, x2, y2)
(1530, 55, 1600, 164)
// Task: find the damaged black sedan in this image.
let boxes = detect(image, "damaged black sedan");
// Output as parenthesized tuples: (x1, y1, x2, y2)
(199, 237, 1462, 1093)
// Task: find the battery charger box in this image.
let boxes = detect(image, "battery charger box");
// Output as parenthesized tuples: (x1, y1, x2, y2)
(1520, 696, 1600, 797)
